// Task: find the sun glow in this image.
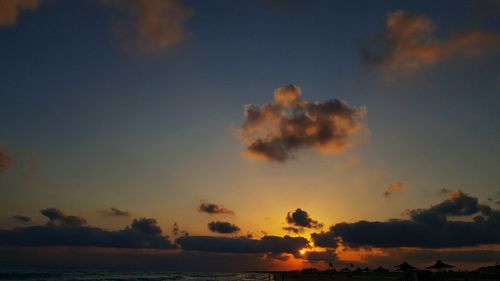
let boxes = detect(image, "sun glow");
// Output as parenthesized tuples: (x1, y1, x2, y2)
(299, 249, 306, 255)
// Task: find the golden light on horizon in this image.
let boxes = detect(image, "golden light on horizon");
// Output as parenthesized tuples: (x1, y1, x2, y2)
(299, 249, 306, 255)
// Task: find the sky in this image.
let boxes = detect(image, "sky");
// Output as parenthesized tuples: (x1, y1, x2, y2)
(0, 0, 500, 272)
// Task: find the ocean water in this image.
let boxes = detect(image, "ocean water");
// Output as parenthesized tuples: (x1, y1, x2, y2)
(0, 268, 272, 281)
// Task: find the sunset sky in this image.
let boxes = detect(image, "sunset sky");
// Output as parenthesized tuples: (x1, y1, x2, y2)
(1, 0, 500, 272)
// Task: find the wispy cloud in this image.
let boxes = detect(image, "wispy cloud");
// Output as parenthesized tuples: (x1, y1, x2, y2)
(362, 10, 500, 76)
(98, 207, 131, 217)
(100, 0, 192, 55)
(239, 85, 367, 162)
(383, 181, 406, 197)
(0, 0, 41, 27)
(12, 215, 31, 223)
(41, 208, 87, 227)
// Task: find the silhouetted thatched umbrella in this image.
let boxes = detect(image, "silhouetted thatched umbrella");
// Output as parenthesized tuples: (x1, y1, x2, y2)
(374, 266, 389, 272)
(340, 267, 351, 272)
(426, 260, 455, 270)
(395, 262, 417, 271)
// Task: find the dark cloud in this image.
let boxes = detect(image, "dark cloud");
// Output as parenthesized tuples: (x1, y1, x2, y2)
(361, 10, 500, 75)
(0, 214, 176, 249)
(208, 221, 241, 234)
(12, 215, 31, 223)
(0, 0, 41, 27)
(239, 85, 366, 162)
(383, 181, 406, 197)
(176, 235, 309, 257)
(131, 218, 162, 234)
(407, 190, 490, 224)
(98, 207, 131, 217)
(198, 202, 234, 215)
(0, 247, 292, 272)
(311, 231, 338, 248)
(0, 143, 13, 172)
(285, 208, 323, 229)
(40, 208, 87, 227)
(304, 250, 337, 263)
(282, 226, 301, 234)
(99, 0, 192, 54)
(324, 190, 500, 249)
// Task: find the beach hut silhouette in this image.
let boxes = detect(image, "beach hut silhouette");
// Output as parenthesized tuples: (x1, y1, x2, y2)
(426, 260, 455, 271)
(395, 262, 417, 271)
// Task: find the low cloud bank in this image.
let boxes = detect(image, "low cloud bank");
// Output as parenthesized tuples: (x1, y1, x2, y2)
(314, 190, 500, 249)
(0, 209, 176, 249)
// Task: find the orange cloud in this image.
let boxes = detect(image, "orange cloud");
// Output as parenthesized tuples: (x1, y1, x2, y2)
(362, 10, 500, 75)
(383, 181, 406, 197)
(239, 85, 367, 162)
(101, 0, 192, 54)
(0, 0, 40, 27)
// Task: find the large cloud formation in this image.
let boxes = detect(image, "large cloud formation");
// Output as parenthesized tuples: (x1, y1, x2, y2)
(311, 231, 338, 248)
(362, 10, 500, 74)
(316, 190, 500, 249)
(100, 0, 192, 54)
(0, 143, 13, 172)
(176, 235, 309, 257)
(208, 221, 241, 234)
(0, 209, 176, 249)
(239, 85, 366, 162)
(198, 202, 234, 215)
(0, 0, 41, 27)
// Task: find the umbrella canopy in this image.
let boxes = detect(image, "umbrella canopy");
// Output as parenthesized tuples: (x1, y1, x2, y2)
(395, 262, 417, 271)
(374, 266, 389, 272)
(426, 260, 455, 269)
(341, 267, 351, 272)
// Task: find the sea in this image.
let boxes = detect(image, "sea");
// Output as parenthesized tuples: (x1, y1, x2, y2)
(0, 268, 272, 281)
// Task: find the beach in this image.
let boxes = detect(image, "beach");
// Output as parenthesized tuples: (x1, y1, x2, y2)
(277, 270, 500, 281)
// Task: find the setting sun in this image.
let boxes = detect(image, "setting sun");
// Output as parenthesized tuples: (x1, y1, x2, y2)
(299, 249, 306, 255)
